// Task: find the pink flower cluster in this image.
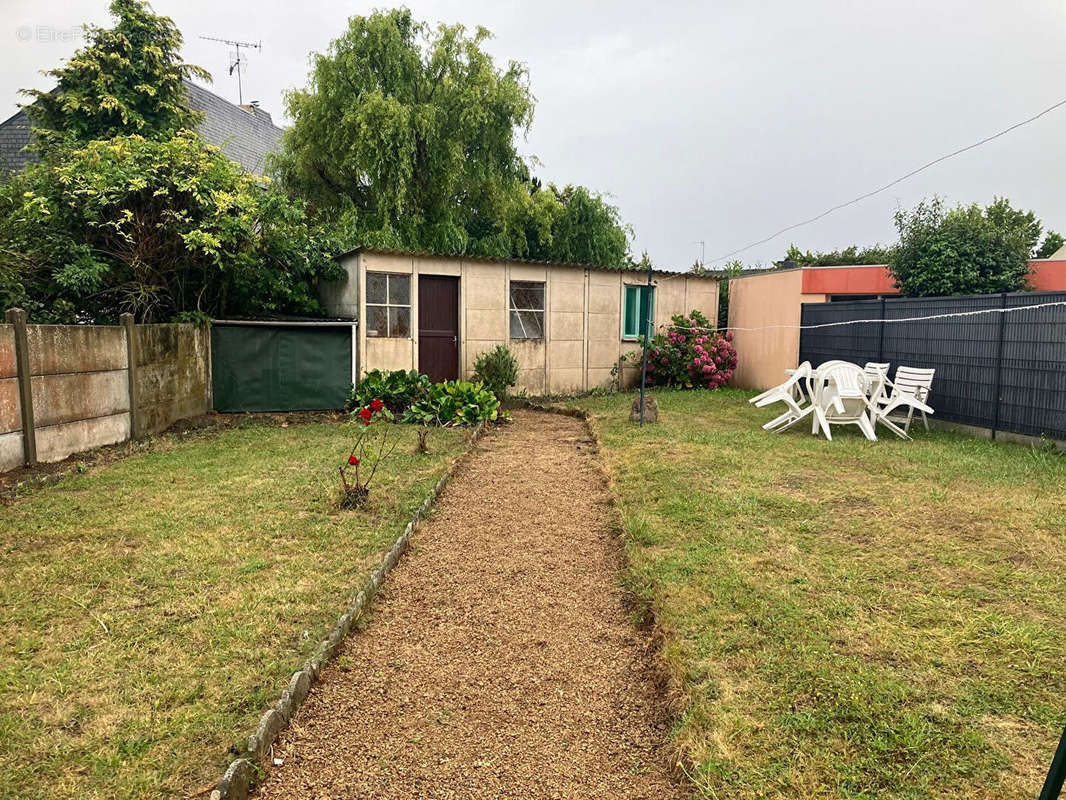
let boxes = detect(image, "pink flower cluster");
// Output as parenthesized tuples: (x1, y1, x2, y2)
(644, 313, 737, 391)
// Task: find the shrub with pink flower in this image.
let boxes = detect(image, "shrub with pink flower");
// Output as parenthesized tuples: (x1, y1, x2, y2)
(641, 309, 737, 390)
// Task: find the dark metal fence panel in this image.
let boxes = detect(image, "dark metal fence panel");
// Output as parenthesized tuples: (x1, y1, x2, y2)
(799, 299, 882, 367)
(999, 292, 1066, 438)
(799, 292, 1066, 440)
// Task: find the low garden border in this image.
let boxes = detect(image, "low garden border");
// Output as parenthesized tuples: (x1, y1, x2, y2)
(210, 420, 488, 800)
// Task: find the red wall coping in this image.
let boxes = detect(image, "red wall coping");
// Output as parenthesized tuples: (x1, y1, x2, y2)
(800, 261, 1066, 295)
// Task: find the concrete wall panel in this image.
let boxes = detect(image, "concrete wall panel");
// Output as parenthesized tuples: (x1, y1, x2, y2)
(31, 371, 130, 427)
(0, 377, 20, 434)
(549, 367, 584, 394)
(549, 340, 583, 370)
(515, 368, 545, 395)
(0, 325, 15, 378)
(465, 268, 507, 310)
(366, 337, 414, 373)
(0, 430, 23, 472)
(588, 340, 621, 370)
(27, 325, 126, 375)
(36, 412, 131, 464)
(466, 309, 505, 341)
(588, 283, 619, 315)
(135, 324, 210, 434)
(549, 311, 583, 341)
(587, 312, 620, 343)
(510, 339, 545, 371)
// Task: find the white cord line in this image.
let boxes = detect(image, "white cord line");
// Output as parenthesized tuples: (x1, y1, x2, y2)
(666, 300, 1066, 333)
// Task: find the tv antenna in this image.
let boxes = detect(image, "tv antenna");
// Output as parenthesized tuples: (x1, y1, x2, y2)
(199, 35, 261, 105)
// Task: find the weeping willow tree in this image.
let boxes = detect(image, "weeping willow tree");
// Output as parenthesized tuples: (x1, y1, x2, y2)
(274, 9, 632, 267)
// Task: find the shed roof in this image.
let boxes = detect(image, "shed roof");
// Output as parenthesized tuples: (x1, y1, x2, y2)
(340, 247, 712, 280)
(0, 80, 282, 178)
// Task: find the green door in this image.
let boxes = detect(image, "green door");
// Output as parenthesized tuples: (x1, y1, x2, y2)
(211, 324, 352, 412)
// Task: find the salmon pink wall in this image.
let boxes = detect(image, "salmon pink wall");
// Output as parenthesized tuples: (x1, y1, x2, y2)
(800, 261, 1066, 295)
(1029, 260, 1066, 291)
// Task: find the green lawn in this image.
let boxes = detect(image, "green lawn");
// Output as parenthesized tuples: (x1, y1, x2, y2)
(0, 420, 466, 800)
(576, 390, 1066, 799)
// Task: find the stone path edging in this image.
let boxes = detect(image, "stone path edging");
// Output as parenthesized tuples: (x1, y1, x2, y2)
(209, 420, 489, 800)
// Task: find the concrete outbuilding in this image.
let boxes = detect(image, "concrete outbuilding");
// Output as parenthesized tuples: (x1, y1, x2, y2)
(321, 248, 720, 395)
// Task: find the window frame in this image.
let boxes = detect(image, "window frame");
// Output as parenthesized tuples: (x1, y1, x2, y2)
(365, 271, 411, 339)
(508, 280, 546, 341)
(622, 284, 655, 340)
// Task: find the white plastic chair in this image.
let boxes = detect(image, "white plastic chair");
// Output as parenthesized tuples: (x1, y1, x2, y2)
(817, 362, 881, 441)
(876, 366, 935, 439)
(864, 362, 891, 383)
(750, 361, 814, 433)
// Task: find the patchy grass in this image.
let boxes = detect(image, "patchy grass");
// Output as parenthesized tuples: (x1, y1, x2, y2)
(576, 389, 1066, 799)
(0, 421, 466, 800)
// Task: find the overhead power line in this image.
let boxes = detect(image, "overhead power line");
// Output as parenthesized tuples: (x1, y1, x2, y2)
(707, 96, 1066, 265)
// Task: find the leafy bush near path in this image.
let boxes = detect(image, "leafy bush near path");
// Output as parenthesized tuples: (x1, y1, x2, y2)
(472, 344, 519, 401)
(403, 381, 500, 426)
(346, 369, 431, 415)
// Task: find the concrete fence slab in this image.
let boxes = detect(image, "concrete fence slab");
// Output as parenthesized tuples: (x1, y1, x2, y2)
(0, 430, 23, 472)
(0, 325, 15, 378)
(30, 371, 130, 428)
(35, 412, 131, 464)
(27, 324, 127, 375)
(0, 377, 20, 435)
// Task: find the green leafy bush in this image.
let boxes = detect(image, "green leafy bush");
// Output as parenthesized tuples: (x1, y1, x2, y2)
(472, 344, 519, 401)
(346, 369, 430, 414)
(403, 381, 500, 426)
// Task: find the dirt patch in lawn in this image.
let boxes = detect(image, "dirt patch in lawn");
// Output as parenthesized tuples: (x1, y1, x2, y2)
(256, 410, 684, 799)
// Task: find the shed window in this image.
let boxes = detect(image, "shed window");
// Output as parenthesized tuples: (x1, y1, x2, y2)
(509, 281, 545, 340)
(622, 284, 655, 339)
(366, 272, 411, 338)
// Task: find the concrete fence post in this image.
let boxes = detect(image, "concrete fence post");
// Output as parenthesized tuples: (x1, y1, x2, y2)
(120, 313, 141, 439)
(4, 308, 37, 466)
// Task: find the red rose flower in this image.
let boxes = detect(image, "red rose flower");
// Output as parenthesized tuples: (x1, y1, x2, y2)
(348, 455, 359, 466)
(359, 407, 372, 421)
(370, 399, 384, 412)
(363, 418, 372, 426)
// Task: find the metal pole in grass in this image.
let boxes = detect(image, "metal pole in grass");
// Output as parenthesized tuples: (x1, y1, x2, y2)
(1039, 726, 1066, 800)
(638, 258, 653, 425)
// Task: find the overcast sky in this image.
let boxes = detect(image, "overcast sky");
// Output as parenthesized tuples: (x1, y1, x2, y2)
(3, 0, 1065, 271)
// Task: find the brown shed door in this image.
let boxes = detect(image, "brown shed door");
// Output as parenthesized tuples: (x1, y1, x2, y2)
(418, 275, 460, 382)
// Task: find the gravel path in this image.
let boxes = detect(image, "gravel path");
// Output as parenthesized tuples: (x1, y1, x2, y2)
(255, 410, 684, 799)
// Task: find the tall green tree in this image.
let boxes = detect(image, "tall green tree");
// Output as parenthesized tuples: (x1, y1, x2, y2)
(276, 9, 532, 254)
(889, 196, 1059, 297)
(276, 9, 634, 265)
(22, 0, 208, 152)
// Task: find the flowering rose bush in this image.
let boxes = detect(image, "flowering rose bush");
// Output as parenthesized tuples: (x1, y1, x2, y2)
(338, 399, 397, 508)
(644, 310, 737, 390)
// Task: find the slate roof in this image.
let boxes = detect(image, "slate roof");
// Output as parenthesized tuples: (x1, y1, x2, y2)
(0, 80, 283, 179)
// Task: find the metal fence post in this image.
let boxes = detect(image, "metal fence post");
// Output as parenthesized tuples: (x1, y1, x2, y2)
(120, 313, 141, 440)
(877, 297, 886, 363)
(1039, 726, 1066, 800)
(5, 308, 37, 466)
(990, 293, 1007, 439)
